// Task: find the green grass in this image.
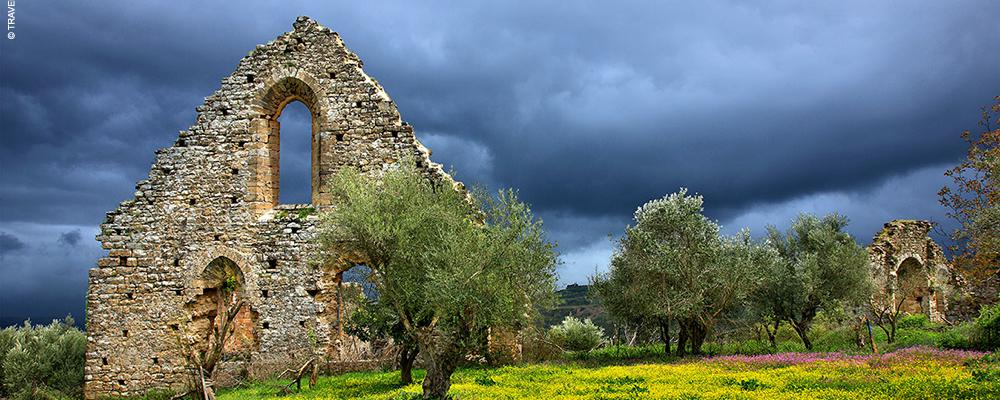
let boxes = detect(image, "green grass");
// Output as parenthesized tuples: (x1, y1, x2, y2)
(217, 348, 998, 400)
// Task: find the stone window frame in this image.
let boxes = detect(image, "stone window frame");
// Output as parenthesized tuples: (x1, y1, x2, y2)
(247, 71, 333, 214)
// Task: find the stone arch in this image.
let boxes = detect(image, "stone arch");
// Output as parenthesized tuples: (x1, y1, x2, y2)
(184, 254, 261, 360)
(247, 73, 332, 212)
(895, 256, 931, 315)
(185, 245, 258, 284)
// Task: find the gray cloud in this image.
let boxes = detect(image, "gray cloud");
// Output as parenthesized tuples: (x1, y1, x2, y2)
(58, 229, 82, 247)
(1, 0, 997, 324)
(0, 231, 26, 258)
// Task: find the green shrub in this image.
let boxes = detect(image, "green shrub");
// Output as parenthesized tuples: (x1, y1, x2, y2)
(1, 317, 86, 400)
(973, 301, 1000, 350)
(966, 353, 1000, 383)
(521, 329, 563, 363)
(0, 327, 14, 397)
(897, 314, 930, 329)
(894, 327, 939, 348)
(548, 316, 605, 352)
(565, 344, 671, 364)
(937, 323, 977, 350)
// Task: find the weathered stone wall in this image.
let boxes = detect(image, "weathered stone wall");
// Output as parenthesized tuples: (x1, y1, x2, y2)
(84, 17, 453, 398)
(868, 220, 956, 323)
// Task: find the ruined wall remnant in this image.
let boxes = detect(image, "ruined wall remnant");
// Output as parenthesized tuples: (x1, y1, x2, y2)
(84, 17, 454, 398)
(868, 220, 956, 323)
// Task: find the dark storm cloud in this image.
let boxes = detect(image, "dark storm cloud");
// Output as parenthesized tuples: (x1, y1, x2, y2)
(1, 1, 998, 323)
(58, 229, 82, 247)
(0, 231, 26, 257)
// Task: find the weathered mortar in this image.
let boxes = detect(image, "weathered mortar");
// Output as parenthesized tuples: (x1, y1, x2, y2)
(84, 17, 454, 398)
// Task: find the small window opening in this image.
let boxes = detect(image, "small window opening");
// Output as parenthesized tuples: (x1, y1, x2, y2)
(261, 289, 269, 298)
(299, 320, 306, 327)
(329, 72, 336, 79)
(126, 292, 134, 300)
(231, 196, 238, 204)
(246, 74, 255, 83)
(336, 133, 345, 141)
(213, 234, 221, 241)
(118, 379, 125, 386)
(173, 258, 180, 267)
(119, 256, 128, 266)
(152, 357, 159, 365)
(189, 198, 196, 206)
(174, 289, 182, 296)
(262, 322, 270, 329)
(122, 329, 129, 337)
(177, 139, 186, 147)
(231, 167, 239, 175)
(169, 324, 179, 331)
(306, 288, 319, 297)
(354, 101, 362, 108)
(267, 258, 278, 269)
(102, 357, 108, 366)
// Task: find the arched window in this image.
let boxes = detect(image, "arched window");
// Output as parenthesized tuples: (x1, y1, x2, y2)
(248, 76, 325, 213)
(277, 100, 313, 204)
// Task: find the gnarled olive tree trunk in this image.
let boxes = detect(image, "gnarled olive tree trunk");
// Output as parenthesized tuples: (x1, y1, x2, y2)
(399, 343, 419, 385)
(420, 343, 461, 399)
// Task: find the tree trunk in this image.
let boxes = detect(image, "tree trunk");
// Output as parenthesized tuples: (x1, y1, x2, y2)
(675, 321, 689, 357)
(422, 350, 459, 399)
(764, 320, 779, 347)
(689, 321, 707, 355)
(399, 344, 418, 385)
(658, 318, 671, 355)
(888, 319, 897, 343)
(791, 321, 813, 350)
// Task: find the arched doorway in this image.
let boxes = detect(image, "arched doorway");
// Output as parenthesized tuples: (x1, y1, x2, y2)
(185, 256, 260, 359)
(896, 257, 929, 315)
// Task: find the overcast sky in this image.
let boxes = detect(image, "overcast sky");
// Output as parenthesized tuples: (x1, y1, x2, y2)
(2, 1, 998, 327)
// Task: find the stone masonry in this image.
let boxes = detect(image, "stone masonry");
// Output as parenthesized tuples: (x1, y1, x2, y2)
(84, 17, 455, 399)
(868, 220, 956, 323)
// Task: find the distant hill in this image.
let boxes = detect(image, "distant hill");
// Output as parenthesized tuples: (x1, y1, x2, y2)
(541, 284, 612, 331)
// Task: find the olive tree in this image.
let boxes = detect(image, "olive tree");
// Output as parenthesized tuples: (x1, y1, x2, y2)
(762, 214, 872, 349)
(593, 189, 773, 355)
(590, 251, 662, 348)
(345, 299, 418, 384)
(318, 162, 558, 399)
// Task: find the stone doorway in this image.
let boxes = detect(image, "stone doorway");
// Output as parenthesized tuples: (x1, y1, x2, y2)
(185, 256, 260, 360)
(896, 257, 930, 315)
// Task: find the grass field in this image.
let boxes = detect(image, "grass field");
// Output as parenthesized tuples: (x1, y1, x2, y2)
(216, 347, 998, 400)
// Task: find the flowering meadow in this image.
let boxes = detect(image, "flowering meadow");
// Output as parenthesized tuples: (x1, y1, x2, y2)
(217, 346, 997, 400)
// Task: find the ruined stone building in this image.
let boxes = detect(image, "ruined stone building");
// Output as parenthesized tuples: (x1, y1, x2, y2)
(84, 17, 454, 398)
(868, 220, 956, 323)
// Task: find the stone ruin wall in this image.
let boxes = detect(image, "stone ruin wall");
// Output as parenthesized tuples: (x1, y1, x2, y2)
(84, 17, 456, 399)
(867, 220, 957, 323)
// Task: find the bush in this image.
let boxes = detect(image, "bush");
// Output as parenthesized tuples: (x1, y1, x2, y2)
(897, 314, 930, 329)
(1, 317, 86, 400)
(966, 353, 1000, 383)
(937, 323, 977, 350)
(565, 344, 671, 364)
(973, 301, 1000, 350)
(521, 329, 563, 363)
(548, 317, 605, 352)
